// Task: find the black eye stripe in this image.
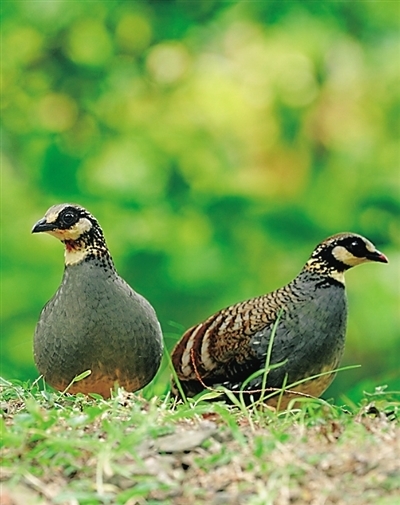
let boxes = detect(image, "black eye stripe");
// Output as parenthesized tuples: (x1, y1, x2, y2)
(338, 237, 369, 257)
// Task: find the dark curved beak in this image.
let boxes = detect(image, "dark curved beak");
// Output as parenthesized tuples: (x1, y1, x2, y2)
(367, 249, 388, 263)
(32, 218, 56, 234)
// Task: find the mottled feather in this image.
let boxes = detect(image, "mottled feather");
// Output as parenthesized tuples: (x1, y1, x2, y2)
(171, 233, 387, 407)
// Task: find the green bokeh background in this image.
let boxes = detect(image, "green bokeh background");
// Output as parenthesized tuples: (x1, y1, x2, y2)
(1, 0, 399, 403)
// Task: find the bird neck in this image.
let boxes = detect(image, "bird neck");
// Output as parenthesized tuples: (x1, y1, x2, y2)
(303, 258, 346, 285)
(63, 234, 115, 269)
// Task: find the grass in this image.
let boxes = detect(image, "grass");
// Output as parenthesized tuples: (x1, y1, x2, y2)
(1, 377, 400, 505)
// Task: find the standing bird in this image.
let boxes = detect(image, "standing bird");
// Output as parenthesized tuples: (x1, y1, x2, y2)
(171, 233, 388, 407)
(32, 203, 163, 397)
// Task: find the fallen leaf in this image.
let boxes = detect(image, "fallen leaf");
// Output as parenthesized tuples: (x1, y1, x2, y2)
(155, 426, 217, 453)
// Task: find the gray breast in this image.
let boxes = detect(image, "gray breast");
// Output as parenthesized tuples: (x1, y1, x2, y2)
(250, 274, 347, 387)
(34, 259, 163, 390)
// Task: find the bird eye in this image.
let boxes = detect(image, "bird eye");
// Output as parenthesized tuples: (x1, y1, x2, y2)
(61, 211, 77, 226)
(346, 238, 365, 256)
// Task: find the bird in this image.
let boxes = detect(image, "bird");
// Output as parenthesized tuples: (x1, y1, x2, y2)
(32, 203, 163, 397)
(171, 233, 388, 408)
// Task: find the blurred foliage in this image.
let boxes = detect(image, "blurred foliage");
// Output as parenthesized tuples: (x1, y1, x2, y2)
(1, 0, 399, 403)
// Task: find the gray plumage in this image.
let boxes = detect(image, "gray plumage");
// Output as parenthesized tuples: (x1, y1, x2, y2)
(32, 203, 163, 397)
(171, 233, 387, 406)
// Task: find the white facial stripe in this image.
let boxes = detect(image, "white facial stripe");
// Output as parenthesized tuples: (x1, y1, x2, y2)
(45, 210, 60, 224)
(64, 217, 92, 240)
(46, 229, 72, 240)
(332, 245, 368, 267)
(365, 240, 375, 253)
(45, 217, 92, 241)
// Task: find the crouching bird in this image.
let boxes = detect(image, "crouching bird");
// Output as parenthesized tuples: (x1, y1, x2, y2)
(171, 233, 388, 408)
(32, 203, 163, 397)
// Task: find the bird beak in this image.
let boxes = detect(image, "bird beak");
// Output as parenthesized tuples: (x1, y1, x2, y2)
(367, 249, 389, 264)
(32, 218, 56, 234)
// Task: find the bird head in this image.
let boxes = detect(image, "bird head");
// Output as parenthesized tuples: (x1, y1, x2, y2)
(32, 204, 109, 266)
(306, 232, 388, 281)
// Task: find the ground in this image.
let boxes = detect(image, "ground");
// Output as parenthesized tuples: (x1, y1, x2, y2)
(1, 379, 399, 505)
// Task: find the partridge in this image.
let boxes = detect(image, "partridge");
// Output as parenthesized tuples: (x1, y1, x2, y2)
(171, 233, 388, 407)
(32, 203, 163, 397)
